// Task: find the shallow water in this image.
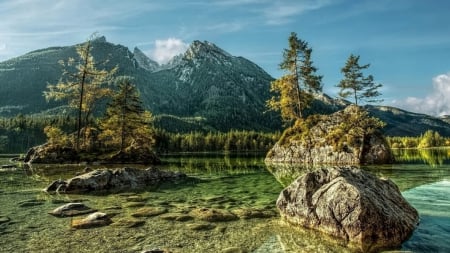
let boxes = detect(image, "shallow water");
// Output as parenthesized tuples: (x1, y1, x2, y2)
(0, 151, 449, 252)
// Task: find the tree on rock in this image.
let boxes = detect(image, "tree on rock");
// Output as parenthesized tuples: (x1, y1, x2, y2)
(99, 77, 155, 153)
(44, 33, 117, 150)
(337, 54, 382, 105)
(267, 32, 322, 125)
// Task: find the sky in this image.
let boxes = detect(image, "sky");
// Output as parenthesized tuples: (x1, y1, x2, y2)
(1, 0, 450, 116)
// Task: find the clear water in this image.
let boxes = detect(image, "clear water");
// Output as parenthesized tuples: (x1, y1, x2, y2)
(0, 150, 449, 253)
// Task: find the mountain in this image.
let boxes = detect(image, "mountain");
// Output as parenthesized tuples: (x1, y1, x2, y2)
(308, 94, 450, 136)
(366, 105, 450, 136)
(0, 37, 280, 131)
(0, 37, 449, 136)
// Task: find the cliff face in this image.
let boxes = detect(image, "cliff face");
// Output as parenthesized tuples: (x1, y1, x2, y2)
(265, 105, 394, 165)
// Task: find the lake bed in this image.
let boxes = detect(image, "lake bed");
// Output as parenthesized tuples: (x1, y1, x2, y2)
(1, 150, 449, 252)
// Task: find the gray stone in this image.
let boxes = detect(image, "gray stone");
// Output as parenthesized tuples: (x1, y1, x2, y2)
(277, 166, 419, 252)
(48, 202, 97, 217)
(71, 212, 112, 229)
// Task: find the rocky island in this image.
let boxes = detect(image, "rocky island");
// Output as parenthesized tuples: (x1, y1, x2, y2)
(266, 105, 394, 165)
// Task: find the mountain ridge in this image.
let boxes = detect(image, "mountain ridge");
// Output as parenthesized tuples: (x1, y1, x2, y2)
(0, 37, 449, 136)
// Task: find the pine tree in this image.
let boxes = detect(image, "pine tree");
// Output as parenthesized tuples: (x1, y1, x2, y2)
(337, 54, 382, 105)
(99, 77, 155, 152)
(44, 33, 117, 150)
(267, 32, 322, 124)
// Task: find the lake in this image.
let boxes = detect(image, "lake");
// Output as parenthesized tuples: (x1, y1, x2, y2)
(0, 150, 449, 253)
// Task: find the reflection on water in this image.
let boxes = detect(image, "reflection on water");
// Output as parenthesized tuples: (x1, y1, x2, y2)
(392, 148, 450, 166)
(0, 150, 449, 252)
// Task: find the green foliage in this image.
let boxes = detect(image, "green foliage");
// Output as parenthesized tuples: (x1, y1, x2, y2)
(387, 130, 448, 149)
(43, 34, 117, 150)
(267, 32, 322, 124)
(337, 54, 382, 105)
(43, 126, 71, 147)
(155, 129, 280, 153)
(0, 114, 77, 152)
(277, 114, 324, 146)
(99, 77, 155, 152)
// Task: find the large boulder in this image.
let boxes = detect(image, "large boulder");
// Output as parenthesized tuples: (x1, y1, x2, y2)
(276, 166, 419, 252)
(45, 167, 187, 193)
(265, 105, 394, 165)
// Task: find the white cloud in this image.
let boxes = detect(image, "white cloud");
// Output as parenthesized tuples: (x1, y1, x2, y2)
(390, 73, 450, 116)
(263, 0, 335, 25)
(150, 38, 188, 64)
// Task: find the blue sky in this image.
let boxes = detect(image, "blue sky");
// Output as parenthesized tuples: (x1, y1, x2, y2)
(1, 0, 450, 116)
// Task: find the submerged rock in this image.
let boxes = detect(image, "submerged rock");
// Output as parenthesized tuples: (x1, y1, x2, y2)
(71, 212, 112, 229)
(232, 208, 278, 219)
(45, 167, 187, 193)
(276, 166, 419, 252)
(48, 203, 97, 217)
(187, 222, 216, 231)
(0, 216, 10, 224)
(131, 207, 168, 217)
(190, 208, 238, 222)
(112, 217, 145, 228)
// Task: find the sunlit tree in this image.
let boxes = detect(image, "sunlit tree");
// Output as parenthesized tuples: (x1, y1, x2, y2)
(267, 32, 322, 124)
(99, 77, 155, 152)
(44, 33, 117, 150)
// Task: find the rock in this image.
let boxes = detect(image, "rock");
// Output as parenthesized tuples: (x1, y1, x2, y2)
(71, 212, 112, 229)
(190, 208, 238, 222)
(123, 202, 147, 208)
(24, 144, 79, 164)
(0, 216, 10, 224)
(276, 166, 419, 252)
(103, 147, 161, 165)
(45, 167, 187, 193)
(140, 248, 172, 253)
(23, 142, 160, 164)
(44, 179, 67, 192)
(18, 199, 45, 207)
(160, 213, 193, 222)
(111, 217, 145, 228)
(232, 208, 278, 219)
(187, 223, 216, 231)
(125, 195, 147, 202)
(221, 247, 248, 253)
(265, 105, 394, 165)
(1, 164, 16, 169)
(48, 203, 97, 217)
(131, 207, 168, 217)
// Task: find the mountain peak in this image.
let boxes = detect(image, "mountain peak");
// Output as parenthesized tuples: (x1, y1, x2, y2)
(92, 35, 107, 43)
(133, 47, 159, 71)
(185, 40, 232, 60)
